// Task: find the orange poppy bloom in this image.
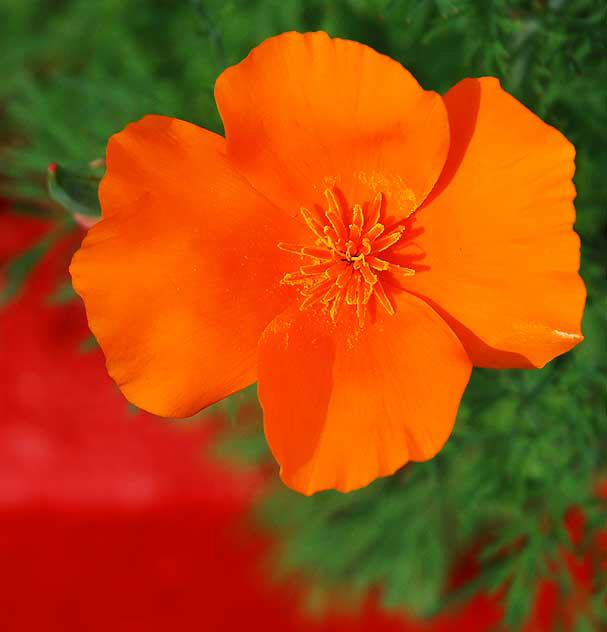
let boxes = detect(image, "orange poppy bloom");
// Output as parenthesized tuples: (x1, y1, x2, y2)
(71, 32, 585, 495)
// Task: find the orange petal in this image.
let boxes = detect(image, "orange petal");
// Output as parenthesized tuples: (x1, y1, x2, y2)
(71, 115, 299, 417)
(257, 293, 472, 495)
(215, 31, 449, 218)
(402, 78, 586, 368)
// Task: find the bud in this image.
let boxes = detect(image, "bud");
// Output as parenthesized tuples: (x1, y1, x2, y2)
(47, 162, 104, 228)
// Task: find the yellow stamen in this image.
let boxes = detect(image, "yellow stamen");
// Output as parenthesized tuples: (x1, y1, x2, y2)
(279, 188, 415, 327)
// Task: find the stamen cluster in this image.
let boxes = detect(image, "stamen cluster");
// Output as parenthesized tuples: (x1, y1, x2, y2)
(279, 189, 415, 327)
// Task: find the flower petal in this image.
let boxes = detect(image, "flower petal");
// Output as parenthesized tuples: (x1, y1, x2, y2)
(402, 78, 585, 368)
(257, 293, 472, 495)
(215, 31, 449, 217)
(71, 115, 299, 417)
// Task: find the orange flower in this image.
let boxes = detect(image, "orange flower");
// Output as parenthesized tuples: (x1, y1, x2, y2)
(71, 32, 585, 495)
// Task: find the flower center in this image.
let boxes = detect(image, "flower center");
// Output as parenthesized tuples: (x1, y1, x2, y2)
(278, 189, 415, 327)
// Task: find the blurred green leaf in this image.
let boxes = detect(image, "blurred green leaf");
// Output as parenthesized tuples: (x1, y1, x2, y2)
(47, 163, 102, 218)
(47, 279, 77, 304)
(1, 231, 58, 306)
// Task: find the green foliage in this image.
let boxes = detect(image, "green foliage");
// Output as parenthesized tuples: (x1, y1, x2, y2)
(2, 0, 605, 629)
(0, 230, 56, 305)
(0, 218, 71, 305)
(47, 163, 102, 218)
(207, 383, 259, 426)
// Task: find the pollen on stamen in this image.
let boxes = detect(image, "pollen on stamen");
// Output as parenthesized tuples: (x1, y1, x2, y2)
(277, 188, 415, 327)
